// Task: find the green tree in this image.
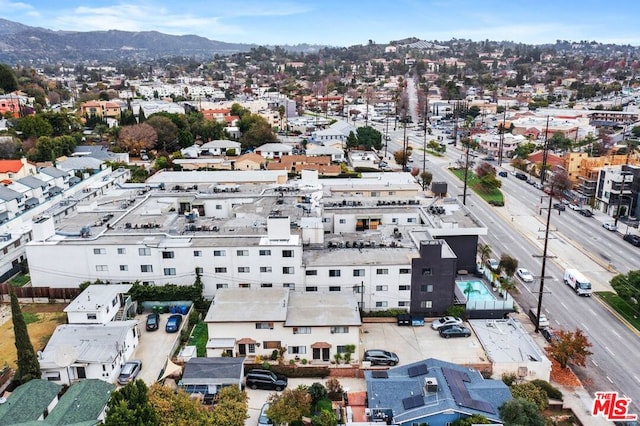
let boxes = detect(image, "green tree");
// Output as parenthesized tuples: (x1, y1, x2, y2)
(345, 131, 358, 149)
(610, 270, 640, 301)
(191, 118, 226, 143)
(451, 414, 491, 425)
(14, 115, 53, 139)
(512, 142, 537, 159)
(546, 328, 593, 369)
(631, 126, 640, 138)
(104, 380, 159, 426)
(499, 254, 518, 279)
(499, 398, 544, 426)
(10, 290, 41, 385)
(308, 382, 328, 406)
(240, 118, 277, 149)
(311, 409, 338, 426)
(209, 385, 248, 426)
(148, 383, 211, 424)
(510, 382, 549, 411)
(477, 243, 492, 265)
(146, 115, 178, 153)
(268, 388, 312, 425)
(548, 131, 572, 152)
(355, 126, 383, 150)
(0, 64, 19, 93)
(420, 171, 433, 188)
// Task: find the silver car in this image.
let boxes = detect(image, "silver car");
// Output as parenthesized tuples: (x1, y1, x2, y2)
(430, 316, 463, 330)
(117, 360, 142, 385)
(516, 268, 534, 283)
(258, 403, 273, 426)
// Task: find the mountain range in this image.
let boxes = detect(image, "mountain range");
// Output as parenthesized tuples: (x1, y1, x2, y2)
(0, 18, 322, 64)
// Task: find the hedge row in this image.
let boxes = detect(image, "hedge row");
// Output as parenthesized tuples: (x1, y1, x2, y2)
(246, 364, 330, 378)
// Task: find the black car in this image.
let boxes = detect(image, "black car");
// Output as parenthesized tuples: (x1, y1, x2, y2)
(623, 233, 640, 247)
(498, 171, 508, 178)
(552, 203, 566, 211)
(540, 327, 560, 344)
(363, 349, 399, 366)
(146, 313, 160, 331)
(245, 369, 288, 391)
(439, 325, 472, 338)
(514, 172, 528, 181)
(579, 209, 593, 217)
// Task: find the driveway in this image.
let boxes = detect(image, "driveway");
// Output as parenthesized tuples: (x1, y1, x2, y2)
(132, 312, 184, 384)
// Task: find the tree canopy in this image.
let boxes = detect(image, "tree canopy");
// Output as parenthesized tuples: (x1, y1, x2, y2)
(546, 328, 592, 368)
(117, 123, 157, 155)
(499, 398, 545, 426)
(10, 290, 41, 385)
(267, 388, 312, 425)
(610, 269, 640, 301)
(104, 380, 159, 426)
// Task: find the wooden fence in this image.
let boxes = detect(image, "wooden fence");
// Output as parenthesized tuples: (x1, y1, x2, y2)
(0, 284, 81, 303)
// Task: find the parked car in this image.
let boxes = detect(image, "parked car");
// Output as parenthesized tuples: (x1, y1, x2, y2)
(526, 179, 536, 185)
(430, 316, 463, 330)
(552, 203, 566, 211)
(258, 403, 274, 426)
(146, 313, 160, 331)
(603, 223, 618, 231)
(534, 182, 544, 190)
(117, 360, 142, 385)
(516, 268, 534, 283)
(568, 203, 581, 211)
(165, 314, 182, 333)
(246, 369, 288, 391)
(486, 258, 500, 270)
(623, 233, 640, 247)
(439, 326, 472, 338)
(363, 349, 399, 366)
(540, 327, 561, 344)
(579, 209, 593, 217)
(498, 171, 508, 178)
(514, 172, 528, 181)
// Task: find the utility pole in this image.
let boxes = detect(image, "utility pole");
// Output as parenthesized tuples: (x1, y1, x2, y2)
(462, 145, 470, 205)
(535, 183, 556, 332)
(540, 116, 551, 186)
(384, 102, 390, 159)
(498, 108, 506, 166)
(422, 102, 428, 190)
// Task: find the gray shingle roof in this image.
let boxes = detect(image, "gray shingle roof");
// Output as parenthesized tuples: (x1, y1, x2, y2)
(16, 175, 47, 189)
(181, 357, 245, 385)
(39, 166, 69, 179)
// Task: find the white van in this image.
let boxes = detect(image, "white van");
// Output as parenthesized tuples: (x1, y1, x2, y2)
(563, 269, 592, 296)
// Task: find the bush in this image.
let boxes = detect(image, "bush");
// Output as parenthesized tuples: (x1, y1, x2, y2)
(362, 308, 408, 318)
(325, 378, 343, 401)
(488, 200, 504, 207)
(308, 382, 328, 405)
(530, 379, 563, 400)
(501, 372, 517, 386)
(245, 364, 330, 378)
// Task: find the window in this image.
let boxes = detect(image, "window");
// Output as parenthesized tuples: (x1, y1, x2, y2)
(256, 322, 274, 330)
(213, 250, 226, 257)
(214, 267, 227, 273)
(330, 327, 348, 334)
(376, 285, 388, 291)
(259, 249, 271, 256)
(117, 248, 126, 255)
(140, 265, 153, 273)
(399, 285, 411, 291)
(337, 345, 350, 354)
(421, 284, 434, 292)
(86, 313, 97, 320)
(195, 267, 203, 274)
(339, 219, 346, 224)
(282, 250, 294, 258)
(120, 265, 128, 271)
(238, 267, 250, 273)
(376, 268, 389, 275)
(216, 283, 228, 289)
(239, 283, 251, 288)
(215, 204, 222, 210)
(391, 218, 398, 223)
(288, 346, 307, 354)
(263, 341, 281, 350)
(247, 343, 256, 353)
(329, 286, 341, 292)
(260, 283, 273, 288)
(260, 266, 273, 273)
(329, 269, 341, 277)
(237, 250, 249, 256)
(164, 268, 176, 276)
(305, 270, 318, 276)
(305, 286, 318, 292)
(400, 268, 411, 274)
(420, 300, 433, 309)
(283, 283, 295, 290)
(193, 250, 202, 257)
(138, 248, 151, 256)
(95, 265, 108, 272)
(399, 301, 410, 307)
(45, 372, 61, 381)
(353, 269, 365, 277)
(376, 301, 388, 308)
(293, 327, 311, 334)
(407, 217, 416, 223)
(422, 268, 432, 276)
(162, 251, 174, 259)
(93, 248, 106, 255)
(282, 266, 294, 274)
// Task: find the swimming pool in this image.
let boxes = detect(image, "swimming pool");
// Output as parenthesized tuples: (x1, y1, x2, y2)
(456, 280, 496, 302)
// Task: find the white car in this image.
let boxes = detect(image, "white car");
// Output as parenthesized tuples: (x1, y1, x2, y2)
(517, 268, 534, 283)
(431, 316, 463, 330)
(602, 223, 618, 231)
(486, 258, 499, 270)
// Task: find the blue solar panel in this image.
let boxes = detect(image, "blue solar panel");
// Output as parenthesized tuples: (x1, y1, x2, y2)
(407, 363, 428, 377)
(402, 395, 425, 410)
(442, 367, 495, 414)
(371, 370, 388, 378)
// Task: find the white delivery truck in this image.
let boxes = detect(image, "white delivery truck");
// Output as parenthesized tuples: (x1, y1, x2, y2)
(563, 268, 593, 296)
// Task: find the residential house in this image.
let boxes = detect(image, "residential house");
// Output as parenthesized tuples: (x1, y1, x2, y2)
(364, 358, 511, 425)
(73, 145, 129, 163)
(0, 158, 37, 181)
(234, 153, 265, 170)
(79, 100, 122, 119)
(306, 145, 346, 163)
(0, 379, 61, 425)
(56, 157, 104, 174)
(255, 143, 293, 159)
(64, 284, 135, 324)
(0, 186, 22, 223)
(0, 96, 21, 118)
(179, 357, 245, 403)
(38, 167, 70, 197)
(266, 155, 341, 176)
(205, 288, 361, 363)
(200, 140, 241, 156)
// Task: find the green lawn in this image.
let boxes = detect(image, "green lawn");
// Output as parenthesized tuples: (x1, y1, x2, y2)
(9, 274, 30, 287)
(188, 322, 208, 357)
(596, 291, 640, 331)
(449, 168, 504, 204)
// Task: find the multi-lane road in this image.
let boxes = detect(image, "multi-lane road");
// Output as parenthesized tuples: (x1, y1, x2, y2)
(369, 118, 640, 414)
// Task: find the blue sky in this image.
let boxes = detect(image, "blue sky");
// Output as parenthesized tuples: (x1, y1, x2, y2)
(3, 0, 640, 47)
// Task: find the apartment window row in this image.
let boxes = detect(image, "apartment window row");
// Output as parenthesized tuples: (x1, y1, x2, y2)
(307, 267, 411, 276)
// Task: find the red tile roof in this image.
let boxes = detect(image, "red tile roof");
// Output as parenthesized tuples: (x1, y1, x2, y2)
(0, 160, 24, 173)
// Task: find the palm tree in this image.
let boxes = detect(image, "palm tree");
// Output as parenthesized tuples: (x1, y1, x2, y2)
(477, 243, 492, 265)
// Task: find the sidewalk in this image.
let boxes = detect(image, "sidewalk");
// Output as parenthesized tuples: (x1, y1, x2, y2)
(559, 386, 615, 426)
